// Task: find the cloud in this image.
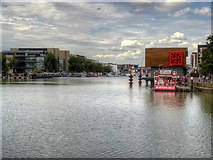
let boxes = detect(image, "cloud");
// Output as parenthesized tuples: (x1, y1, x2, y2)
(170, 6, 211, 17)
(3, 2, 66, 20)
(193, 7, 211, 16)
(154, 2, 187, 13)
(170, 32, 186, 40)
(173, 7, 191, 17)
(146, 32, 187, 47)
(121, 39, 143, 48)
(117, 49, 141, 58)
(95, 49, 141, 60)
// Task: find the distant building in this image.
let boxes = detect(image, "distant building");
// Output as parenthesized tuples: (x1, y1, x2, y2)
(191, 52, 198, 68)
(145, 48, 188, 77)
(118, 64, 139, 75)
(197, 45, 207, 65)
(107, 63, 118, 74)
(3, 48, 70, 73)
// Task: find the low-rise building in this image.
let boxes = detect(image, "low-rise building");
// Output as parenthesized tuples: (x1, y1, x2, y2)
(3, 48, 70, 73)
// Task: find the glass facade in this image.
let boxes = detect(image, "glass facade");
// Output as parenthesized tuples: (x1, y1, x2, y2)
(13, 51, 46, 73)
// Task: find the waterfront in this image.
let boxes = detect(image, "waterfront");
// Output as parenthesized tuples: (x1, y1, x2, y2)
(1, 77, 212, 158)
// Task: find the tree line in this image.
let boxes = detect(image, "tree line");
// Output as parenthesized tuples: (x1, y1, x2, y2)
(68, 55, 112, 73)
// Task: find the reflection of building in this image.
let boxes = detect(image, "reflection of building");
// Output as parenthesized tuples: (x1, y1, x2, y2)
(3, 48, 70, 73)
(145, 48, 188, 77)
(153, 92, 187, 108)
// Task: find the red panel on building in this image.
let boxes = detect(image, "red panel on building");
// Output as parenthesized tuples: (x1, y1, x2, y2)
(169, 51, 183, 66)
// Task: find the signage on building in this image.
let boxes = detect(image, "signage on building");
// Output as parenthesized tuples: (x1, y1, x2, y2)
(169, 51, 183, 66)
(159, 69, 172, 75)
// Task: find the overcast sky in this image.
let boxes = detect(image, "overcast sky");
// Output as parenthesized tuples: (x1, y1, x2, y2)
(1, 1, 212, 65)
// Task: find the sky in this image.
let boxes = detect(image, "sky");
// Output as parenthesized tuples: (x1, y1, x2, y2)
(1, 0, 212, 65)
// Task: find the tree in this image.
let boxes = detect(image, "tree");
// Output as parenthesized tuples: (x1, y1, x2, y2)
(1, 54, 9, 74)
(8, 56, 18, 71)
(68, 55, 112, 73)
(44, 52, 58, 72)
(68, 55, 85, 72)
(199, 35, 213, 76)
(103, 65, 112, 73)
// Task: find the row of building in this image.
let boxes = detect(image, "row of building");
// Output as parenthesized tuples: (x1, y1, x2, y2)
(2, 45, 207, 76)
(2, 47, 140, 75)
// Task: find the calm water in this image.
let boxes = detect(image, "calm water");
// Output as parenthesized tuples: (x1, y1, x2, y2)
(1, 77, 212, 158)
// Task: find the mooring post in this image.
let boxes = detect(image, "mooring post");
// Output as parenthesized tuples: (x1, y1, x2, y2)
(138, 67, 142, 86)
(145, 70, 148, 86)
(129, 66, 133, 86)
(190, 77, 193, 91)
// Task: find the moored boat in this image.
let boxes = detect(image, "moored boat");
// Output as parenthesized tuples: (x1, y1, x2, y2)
(153, 66, 178, 92)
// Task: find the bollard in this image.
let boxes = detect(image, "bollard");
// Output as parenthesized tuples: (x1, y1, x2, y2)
(190, 77, 193, 91)
(138, 67, 142, 85)
(145, 70, 148, 86)
(129, 67, 133, 86)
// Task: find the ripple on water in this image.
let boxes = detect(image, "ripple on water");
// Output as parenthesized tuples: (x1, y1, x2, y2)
(2, 77, 212, 158)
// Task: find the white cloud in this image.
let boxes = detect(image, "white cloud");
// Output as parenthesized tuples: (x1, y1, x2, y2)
(121, 40, 143, 48)
(170, 6, 211, 17)
(179, 41, 189, 46)
(170, 32, 186, 40)
(173, 7, 190, 17)
(95, 49, 141, 60)
(117, 49, 141, 58)
(146, 32, 187, 47)
(154, 2, 187, 13)
(95, 54, 115, 58)
(193, 7, 211, 16)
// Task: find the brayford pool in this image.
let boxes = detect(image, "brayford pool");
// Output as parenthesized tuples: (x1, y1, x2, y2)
(1, 77, 212, 158)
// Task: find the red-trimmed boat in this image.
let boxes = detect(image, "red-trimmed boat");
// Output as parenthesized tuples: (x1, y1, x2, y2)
(153, 66, 178, 92)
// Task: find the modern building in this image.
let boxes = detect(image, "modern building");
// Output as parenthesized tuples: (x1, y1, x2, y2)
(3, 48, 70, 73)
(145, 47, 188, 77)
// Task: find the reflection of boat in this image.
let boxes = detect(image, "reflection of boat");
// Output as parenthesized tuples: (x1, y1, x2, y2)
(153, 66, 178, 92)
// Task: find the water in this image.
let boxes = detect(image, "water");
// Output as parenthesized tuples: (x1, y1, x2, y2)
(1, 77, 212, 158)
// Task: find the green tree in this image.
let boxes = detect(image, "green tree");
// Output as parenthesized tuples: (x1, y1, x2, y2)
(85, 60, 95, 72)
(103, 65, 112, 73)
(1, 54, 9, 74)
(68, 55, 85, 72)
(8, 56, 18, 71)
(44, 52, 58, 72)
(94, 62, 104, 72)
(199, 35, 213, 75)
